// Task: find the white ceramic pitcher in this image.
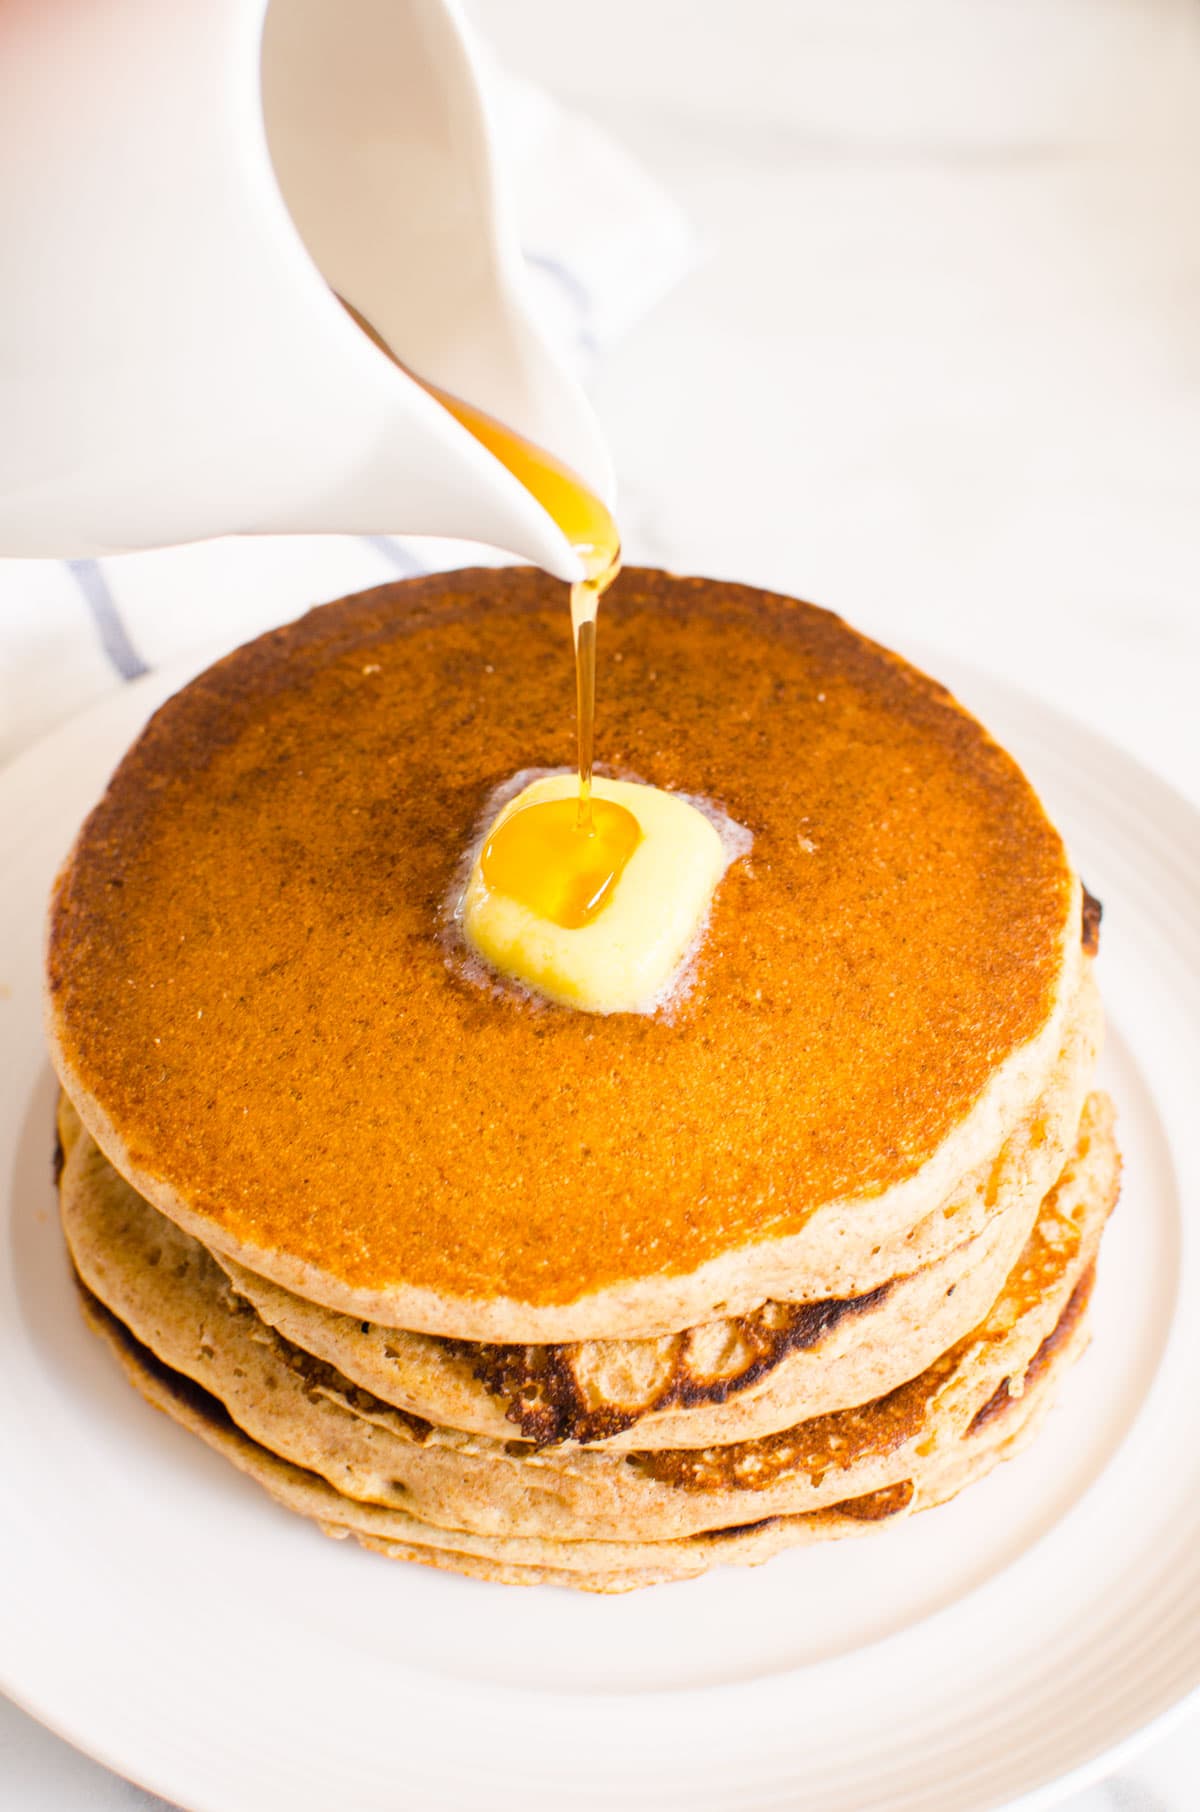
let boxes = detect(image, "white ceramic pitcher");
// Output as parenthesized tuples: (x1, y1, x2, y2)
(0, 0, 612, 580)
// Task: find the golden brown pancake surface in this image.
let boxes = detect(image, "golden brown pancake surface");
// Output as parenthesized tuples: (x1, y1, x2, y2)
(47, 568, 1074, 1307)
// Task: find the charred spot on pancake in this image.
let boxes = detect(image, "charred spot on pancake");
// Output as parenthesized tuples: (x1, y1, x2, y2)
(1081, 884, 1102, 956)
(967, 1375, 1014, 1434)
(968, 1264, 1095, 1435)
(835, 1480, 914, 1522)
(698, 1516, 780, 1543)
(455, 1342, 631, 1448)
(459, 1282, 894, 1448)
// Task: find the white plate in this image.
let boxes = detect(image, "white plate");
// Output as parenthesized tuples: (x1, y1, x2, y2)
(1, 650, 1198, 1812)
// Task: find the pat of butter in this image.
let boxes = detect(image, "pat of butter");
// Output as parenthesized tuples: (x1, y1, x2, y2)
(462, 775, 728, 1013)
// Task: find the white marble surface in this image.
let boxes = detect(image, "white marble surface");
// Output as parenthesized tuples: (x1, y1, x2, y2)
(4, 1, 1199, 1806)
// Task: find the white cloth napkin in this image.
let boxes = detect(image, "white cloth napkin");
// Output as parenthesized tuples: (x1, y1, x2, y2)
(0, 61, 696, 774)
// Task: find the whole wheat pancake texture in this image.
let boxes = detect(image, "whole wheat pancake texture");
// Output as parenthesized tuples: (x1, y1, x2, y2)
(47, 568, 1082, 1342)
(60, 1093, 1117, 1547)
(77, 1276, 1079, 1593)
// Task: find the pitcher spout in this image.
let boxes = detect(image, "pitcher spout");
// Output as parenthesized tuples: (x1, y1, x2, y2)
(0, 0, 613, 569)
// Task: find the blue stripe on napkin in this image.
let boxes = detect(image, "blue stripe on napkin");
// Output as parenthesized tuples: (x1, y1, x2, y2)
(358, 537, 428, 577)
(66, 559, 150, 681)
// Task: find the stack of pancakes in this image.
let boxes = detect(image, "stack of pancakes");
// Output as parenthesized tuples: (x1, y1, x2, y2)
(46, 569, 1118, 1592)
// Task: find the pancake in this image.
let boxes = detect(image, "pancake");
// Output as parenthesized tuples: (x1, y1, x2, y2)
(76, 1274, 1080, 1593)
(47, 568, 1083, 1341)
(59, 1091, 1118, 1545)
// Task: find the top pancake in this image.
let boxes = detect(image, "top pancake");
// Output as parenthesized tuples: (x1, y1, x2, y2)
(46, 568, 1079, 1340)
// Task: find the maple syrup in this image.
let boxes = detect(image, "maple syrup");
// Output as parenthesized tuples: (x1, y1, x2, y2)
(341, 296, 638, 928)
(480, 794, 641, 929)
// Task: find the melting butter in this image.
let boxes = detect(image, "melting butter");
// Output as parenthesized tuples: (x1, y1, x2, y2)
(462, 775, 727, 1014)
